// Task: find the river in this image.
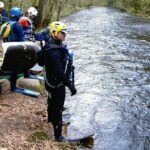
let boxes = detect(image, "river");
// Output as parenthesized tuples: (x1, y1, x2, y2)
(62, 7, 150, 150)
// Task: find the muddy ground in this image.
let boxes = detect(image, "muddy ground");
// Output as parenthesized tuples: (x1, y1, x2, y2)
(0, 93, 75, 150)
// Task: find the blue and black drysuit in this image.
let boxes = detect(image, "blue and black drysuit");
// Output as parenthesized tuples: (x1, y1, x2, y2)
(3, 18, 24, 42)
(42, 37, 76, 139)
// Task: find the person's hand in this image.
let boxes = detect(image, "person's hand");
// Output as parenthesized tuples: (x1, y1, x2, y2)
(70, 86, 77, 96)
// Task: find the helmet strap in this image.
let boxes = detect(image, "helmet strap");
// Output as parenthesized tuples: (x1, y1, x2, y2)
(52, 31, 58, 39)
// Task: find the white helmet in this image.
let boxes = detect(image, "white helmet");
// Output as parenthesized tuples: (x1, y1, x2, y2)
(27, 7, 38, 17)
(0, 1, 4, 8)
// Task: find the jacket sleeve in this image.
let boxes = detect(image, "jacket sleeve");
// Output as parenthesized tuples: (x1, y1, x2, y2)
(34, 28, 50, 42)
(2, 11, 9, 23)
(47, 49, 71, 87)
(13, 23, 25, 41)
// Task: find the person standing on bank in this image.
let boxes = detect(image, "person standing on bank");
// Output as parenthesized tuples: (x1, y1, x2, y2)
(43, 21, 77, 142)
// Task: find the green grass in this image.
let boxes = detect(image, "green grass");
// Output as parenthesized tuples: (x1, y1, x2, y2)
(62, 6, 85, 18)
(0, 73, 24, 80)
(57, 142, 76, 150)
(93, 0, 109, 6)
(27, 130, 50, 143)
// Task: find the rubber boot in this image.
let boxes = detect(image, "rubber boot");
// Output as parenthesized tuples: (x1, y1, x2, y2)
(53, 123, 66, 142)
(55, 135, 66, 142)
(10, 72, 17, 91)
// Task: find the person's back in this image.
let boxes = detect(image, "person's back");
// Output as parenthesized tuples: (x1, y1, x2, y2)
(8, 7, 24, 42)
(19, 7, 38, 41)
(1, 7, 24, 42)
(19, 16, 34, 41)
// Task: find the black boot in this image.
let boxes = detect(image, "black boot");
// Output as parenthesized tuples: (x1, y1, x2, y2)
(55, 135, 66, 142)
(10, 72, 17, 91)
(53, 123, 66, 142)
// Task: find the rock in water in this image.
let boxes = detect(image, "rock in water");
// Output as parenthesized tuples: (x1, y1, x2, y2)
(17, 77, 44, 94)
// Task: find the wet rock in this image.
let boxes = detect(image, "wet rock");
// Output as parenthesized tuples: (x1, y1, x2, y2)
(0, 79, 10, 94)
(17, 77, 45, 94)
(80, 136, 94, 148)
(144, 66, 150, 72)
(146, 104, 150, 109)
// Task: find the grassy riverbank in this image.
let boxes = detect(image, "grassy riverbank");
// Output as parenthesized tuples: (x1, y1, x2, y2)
(95, 0, 150, 19)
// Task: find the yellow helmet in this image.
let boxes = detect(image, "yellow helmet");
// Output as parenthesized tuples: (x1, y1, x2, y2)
(50, 21, 67, 38)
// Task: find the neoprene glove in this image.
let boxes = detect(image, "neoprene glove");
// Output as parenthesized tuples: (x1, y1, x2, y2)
(69, 85, 77, 96)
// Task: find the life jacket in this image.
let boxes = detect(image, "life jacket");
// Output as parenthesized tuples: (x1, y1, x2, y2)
(19, 17, 34, 41)
(37, 43, 62, 67)
(0, 21, 17, 42)
(38, 39, 75, 88)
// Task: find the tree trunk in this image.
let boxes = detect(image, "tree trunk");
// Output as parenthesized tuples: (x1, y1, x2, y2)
(56, 0, 68, 21)
(32, 0, 38, 6)
(49, 0, 58, 22)
(8, 0, 13, 10)
(56, 0, 63, 21)
(38, 0, 47, 27)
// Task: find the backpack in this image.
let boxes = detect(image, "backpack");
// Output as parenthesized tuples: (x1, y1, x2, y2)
(0, 21, 16, 40)
(37, 43, 62, 67)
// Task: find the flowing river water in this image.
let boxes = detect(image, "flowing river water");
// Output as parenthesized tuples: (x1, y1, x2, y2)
(62, 7, 150, 150)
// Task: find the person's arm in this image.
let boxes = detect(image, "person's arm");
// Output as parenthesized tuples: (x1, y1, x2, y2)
(2, 11, 9, 23)
(33, 32, 45, 41)
(34, 28, 50, 42)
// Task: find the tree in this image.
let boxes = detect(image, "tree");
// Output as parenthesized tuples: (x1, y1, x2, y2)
(38, 0, 47, 26)
(56, 0, 70, 21)
(8, 0, 13, 10)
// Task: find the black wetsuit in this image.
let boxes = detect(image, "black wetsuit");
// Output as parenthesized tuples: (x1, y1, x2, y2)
(43, 38, 76, 139)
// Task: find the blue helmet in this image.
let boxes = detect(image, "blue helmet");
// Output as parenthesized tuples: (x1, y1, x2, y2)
(10, 7, 23, 20)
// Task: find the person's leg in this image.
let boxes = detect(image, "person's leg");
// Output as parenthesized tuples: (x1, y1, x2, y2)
(47, 90, 53, 122)
(10, 72, 17, 91)
(50, 86, 66, 140)
(24, 70, 29, 78)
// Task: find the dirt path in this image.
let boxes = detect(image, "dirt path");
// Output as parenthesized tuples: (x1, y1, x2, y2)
(0, 93, 74, 150)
